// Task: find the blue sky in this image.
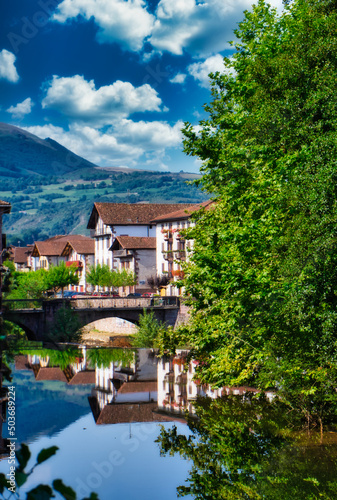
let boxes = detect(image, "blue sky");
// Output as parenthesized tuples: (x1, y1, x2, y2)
(0, 0, 282, 173)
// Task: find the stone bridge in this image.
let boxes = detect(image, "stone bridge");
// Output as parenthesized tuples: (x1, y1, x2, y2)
(2, 296, 183, 341)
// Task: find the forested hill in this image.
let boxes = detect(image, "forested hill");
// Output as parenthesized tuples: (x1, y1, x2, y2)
(0, 123, 205, 245)
(0, 122, 99, 177)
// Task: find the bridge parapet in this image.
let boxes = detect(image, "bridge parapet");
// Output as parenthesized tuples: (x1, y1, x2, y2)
(70, 296, 180, 309)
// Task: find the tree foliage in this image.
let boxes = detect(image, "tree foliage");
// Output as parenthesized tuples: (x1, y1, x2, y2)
(44, 261, 79, 296)
(180, 0, 337, 421)
(86, 264, 137, 290)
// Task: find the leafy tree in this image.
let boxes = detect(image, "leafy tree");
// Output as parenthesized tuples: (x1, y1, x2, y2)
(132, 309, 165, 348)
(50, 305, 83, 343)
(44, 261, 79, 297)
(180, 0, 337, 424)
(86, 264, 137, 291)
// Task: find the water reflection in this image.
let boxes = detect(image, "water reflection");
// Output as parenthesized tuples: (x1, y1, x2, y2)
(0, 346, 336, 499)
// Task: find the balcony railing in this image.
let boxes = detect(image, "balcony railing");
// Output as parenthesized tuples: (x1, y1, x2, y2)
(163, 251, 174, 261)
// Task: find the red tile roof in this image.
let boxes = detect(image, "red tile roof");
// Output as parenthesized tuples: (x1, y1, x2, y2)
(13, 245, 33, 264)
(111, 236, 156, 251)
(61, 238, 94, 256)
(151, 200, 214, 222)
(87, 203, 195, 229)
(118, 381, 157, 394)
(94, 402, 170, 424)
(68, 371, 95, 385)
(35, 367, 68, 382)
(32, 235, 91, 257)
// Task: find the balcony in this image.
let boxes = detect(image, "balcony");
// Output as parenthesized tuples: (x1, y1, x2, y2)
(163, 251, 174, 261)
(174, 250, 186, 261)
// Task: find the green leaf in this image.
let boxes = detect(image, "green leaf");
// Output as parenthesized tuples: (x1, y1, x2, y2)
(53, 479, 76, 500)
(26, 484, 54, 500)
(0, 473, 7, 493)
(83, 494, 99, 500)
(16, 443, 31, 471)
(15, 471, 28, 487)
(36, 446, 59, 465)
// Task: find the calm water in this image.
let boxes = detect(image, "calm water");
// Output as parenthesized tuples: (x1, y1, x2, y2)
(0, 347, 336, 499)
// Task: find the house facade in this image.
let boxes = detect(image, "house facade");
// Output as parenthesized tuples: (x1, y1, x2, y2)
(110, 236, 156, 294)
(87, 203, 195, 281)
(31, 235, 92, 271)
(61, 238, 95, 292)
(152, 201, 213, 296)
(10, 245, 33, 271)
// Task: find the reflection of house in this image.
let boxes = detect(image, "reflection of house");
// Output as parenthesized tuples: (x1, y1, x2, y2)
(89, 349, 161, 424)
(24, 349, 95, 385)
(110, 236, 156, 294)
(157, 350, 225, 417)
(61, 238, 95, 292)
(87, 203, 195, 272)
(152, 201, 213, 295)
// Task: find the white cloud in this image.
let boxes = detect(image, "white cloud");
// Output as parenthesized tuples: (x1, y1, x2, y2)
(170, 73, 187, 84)
(0, 49, 19, 83)
(42, 75, 164, 124)
(53, 0, 155, 51)
(23, 119, 183, 167)
(188, 54, 226, 88)
(151, 0, 284, 56)
(113, 119, 183, 149)
(52, 0, 283, 57)
(7, 98, 34, 118)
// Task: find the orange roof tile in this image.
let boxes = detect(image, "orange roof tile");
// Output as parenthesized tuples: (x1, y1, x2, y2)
(111, 236, 156, 250)
(13, 245, 33, 264)
(61, 238, 94, 256)
(87, 202, 195, 229)
(32, 235, 91, 257)
(151, 200, 214, 223)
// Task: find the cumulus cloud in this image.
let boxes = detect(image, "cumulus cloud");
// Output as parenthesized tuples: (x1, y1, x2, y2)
(150, 0, 283, 57)
(53, 0, 155, 51)
(41, 75, 164, 124)
(7, 98, 34, 118)
(23, 119, 183, 167)
(170, 73, 187, 84)
(188, 54, 227, 88)
(52, 0, 283, 57)
(0, 49, 19, 83)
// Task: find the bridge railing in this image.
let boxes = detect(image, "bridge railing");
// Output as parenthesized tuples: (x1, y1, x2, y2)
(2, 296, 180, 311)
(69, 296, 180, 309)
(2, 299, 43, 311)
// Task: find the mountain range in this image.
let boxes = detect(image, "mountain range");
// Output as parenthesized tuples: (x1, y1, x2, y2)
(0, 123, 205, 245)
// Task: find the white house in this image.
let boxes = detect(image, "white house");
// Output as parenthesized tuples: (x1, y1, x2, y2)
(151, 201, 213, 296)
(87, 202, 195, 271)
(31, 235, 93, 273)
(61, 238, 95, 292)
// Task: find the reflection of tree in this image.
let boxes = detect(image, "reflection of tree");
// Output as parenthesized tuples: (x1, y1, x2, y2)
(87, 348, 134, 369)
(156, 394, 337, 499)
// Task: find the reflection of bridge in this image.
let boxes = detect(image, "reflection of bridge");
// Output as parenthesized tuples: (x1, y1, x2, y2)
(2, 297, 181, 341)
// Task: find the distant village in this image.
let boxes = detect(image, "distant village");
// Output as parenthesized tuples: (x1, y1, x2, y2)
(0, 199, 212, 297)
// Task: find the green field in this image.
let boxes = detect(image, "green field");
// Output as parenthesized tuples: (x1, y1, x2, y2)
(2, 168, 206, 245)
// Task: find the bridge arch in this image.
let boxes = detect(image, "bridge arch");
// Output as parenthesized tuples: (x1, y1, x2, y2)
(3, 319, 37, 342)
